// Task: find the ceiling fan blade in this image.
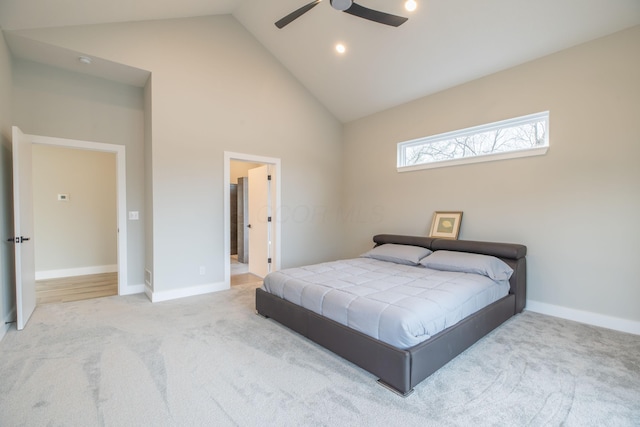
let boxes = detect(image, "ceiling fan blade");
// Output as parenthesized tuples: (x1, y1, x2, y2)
(275, 0, 322, 29)
(343, 2, 408, 27)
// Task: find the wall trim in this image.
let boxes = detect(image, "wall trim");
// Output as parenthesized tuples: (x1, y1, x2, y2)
(526, 299, 640, 335)
(35, 264, 118, 280)
(223, 151, 282, 287)
(145, 281, 228, 303)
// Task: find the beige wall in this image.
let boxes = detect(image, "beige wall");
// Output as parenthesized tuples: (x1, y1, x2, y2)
(0, 30, 15, 337)
(230, 161, 261, 184)
(32, 145, 117, 273)
(342, 26, 640, 326)
(12, 15, 344, 294)
(12, 58, 146, 289)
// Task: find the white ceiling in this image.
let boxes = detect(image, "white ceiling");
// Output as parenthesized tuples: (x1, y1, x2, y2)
(1, 0, 639, 122)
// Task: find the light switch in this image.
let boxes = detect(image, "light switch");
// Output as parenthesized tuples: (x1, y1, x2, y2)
(128, 211, 139, 220)
(57, 194, 69, 202)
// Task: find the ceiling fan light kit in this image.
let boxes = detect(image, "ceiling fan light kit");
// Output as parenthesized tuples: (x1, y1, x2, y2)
(275, 0, 409, 29)
(405, 0, 417, 12)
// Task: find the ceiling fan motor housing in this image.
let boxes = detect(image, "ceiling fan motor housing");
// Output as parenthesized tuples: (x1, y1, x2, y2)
(276, 0, 407, 29)
(330, 0, 353, 11)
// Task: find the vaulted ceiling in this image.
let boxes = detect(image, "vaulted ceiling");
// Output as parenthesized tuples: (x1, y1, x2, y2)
(1, 0, 639, 122)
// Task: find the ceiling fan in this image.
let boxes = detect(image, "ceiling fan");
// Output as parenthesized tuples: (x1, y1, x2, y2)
(275, 0, 409, 29)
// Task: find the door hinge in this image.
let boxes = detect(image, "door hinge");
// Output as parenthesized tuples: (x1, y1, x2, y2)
(267, 258, 272, 264)
(267, 216, 272, 222)
(267, 174, 272, 181)
(6, 236, 29, 243)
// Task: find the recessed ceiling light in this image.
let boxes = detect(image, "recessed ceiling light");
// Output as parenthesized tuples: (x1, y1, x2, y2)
(335, 43, 346, 54)
(405, 0, 417, 12)
(78, 56, 92, 65)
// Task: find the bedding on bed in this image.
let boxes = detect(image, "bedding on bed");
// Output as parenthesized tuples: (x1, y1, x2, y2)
(360, 243, 432, 265)
(261, 257, 510, 349)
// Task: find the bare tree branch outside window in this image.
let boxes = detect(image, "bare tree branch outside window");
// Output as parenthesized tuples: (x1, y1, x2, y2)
(399, 112, 549, 168)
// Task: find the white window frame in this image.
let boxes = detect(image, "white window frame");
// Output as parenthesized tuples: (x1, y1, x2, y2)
(397, 111, 549, 172)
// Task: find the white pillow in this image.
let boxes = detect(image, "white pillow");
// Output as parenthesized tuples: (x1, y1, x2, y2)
(420, 250, 513, 280)
(360, 244, 432, 266)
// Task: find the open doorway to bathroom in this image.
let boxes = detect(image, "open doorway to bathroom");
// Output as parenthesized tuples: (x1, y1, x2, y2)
(229, 160, 257, 286)
(225, 152, 281, 288)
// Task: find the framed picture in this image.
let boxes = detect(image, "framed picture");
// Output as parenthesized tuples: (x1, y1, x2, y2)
(429, 211, 463, 239)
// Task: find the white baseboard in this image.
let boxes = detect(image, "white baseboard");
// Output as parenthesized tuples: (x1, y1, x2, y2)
(36, 265, 118, 280)
(526, 300, 640, 335)
(147, 281, 229, 303)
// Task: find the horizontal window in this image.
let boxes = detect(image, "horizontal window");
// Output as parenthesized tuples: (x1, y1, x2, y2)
(397, 111, 549, 172)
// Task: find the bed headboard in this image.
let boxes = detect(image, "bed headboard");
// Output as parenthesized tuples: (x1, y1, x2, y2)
(373, 234, 527, 314)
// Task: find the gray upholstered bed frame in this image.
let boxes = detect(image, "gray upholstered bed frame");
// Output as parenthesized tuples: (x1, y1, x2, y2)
(255, 234, 527, 396)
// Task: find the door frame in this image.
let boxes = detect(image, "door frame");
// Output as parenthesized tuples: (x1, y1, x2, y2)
(223, 152, 281, 286)
(27, 133, 128, 294)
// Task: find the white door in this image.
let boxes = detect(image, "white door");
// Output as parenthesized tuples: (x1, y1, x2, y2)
(248, 165, 273, 278)
(12, 126, 36, 330)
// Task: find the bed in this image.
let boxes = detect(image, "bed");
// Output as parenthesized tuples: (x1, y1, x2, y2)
(255, 234, 527, 396)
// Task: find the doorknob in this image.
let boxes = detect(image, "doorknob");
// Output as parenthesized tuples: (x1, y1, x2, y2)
(20, 236, 30, 242)
(247, 224, 252, 228)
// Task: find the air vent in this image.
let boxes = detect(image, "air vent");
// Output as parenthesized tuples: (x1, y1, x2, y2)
(145, 269, 153, 291)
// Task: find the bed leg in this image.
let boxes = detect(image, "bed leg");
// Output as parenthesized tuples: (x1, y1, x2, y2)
(255, 310, 269, 319)
(376, 379, 414, 398)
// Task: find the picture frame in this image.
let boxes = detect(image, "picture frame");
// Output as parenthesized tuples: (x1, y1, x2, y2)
(429, 211, 463, 239)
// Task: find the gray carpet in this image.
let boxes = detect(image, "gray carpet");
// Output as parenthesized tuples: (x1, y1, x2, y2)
(0, 281, 638, 426)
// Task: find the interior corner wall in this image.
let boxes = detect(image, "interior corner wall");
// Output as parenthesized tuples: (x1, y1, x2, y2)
(0, 29, 15, 339)
(143, 77, 153, 289)
(11, 58, 146, 290)
(15, 15, 344, 295)
(342, 26, 640, 326)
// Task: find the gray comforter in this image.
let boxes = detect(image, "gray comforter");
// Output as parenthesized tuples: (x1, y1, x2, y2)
(262, 258, 509, 349)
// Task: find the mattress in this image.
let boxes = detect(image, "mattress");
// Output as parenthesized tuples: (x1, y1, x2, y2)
(261, 257, 510, 349)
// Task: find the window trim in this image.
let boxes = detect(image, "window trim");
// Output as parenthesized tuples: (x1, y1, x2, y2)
(397, 111, 549, 172)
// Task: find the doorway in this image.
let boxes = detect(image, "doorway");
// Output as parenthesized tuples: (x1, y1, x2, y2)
(32, 144, 118, 305)
(224, 152, 281, 287)
(12, 129, 128, 329)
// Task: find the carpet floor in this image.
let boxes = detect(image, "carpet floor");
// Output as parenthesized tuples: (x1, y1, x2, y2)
(0, 281, 638, 426)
